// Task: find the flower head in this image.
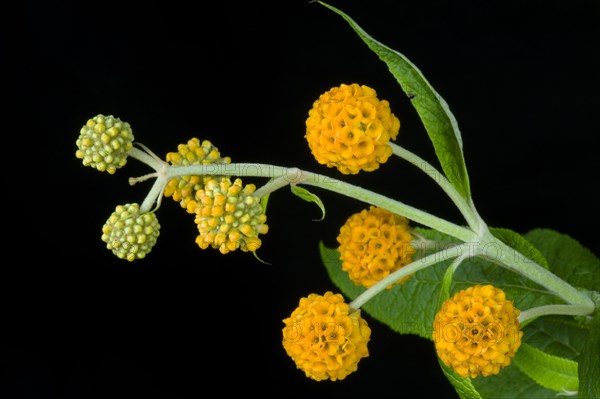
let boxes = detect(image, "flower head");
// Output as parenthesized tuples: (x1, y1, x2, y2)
(163, 138, 232, 213)
(191, 176, 268, 254)
(101, 203, 160, 261)
(337, 206, 415, 289)
(433, 284, 523, 378)
(282, 291, 371, 381)
(305, 83, 400, 175)
(75, 114, 134, 174)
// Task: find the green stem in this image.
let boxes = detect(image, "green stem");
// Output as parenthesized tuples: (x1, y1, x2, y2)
(128, 146, 169, 213)
(129, 149, 476, 241)
(479, 231, 595, 311)
(129, 146, 166, 171)
(127, 149, 595, 320)
(349, 243, 470, 310)
(162, 163, 477, 243)
(390, 143, 485, 233)
(518, 304, 593, 325)
(252, 176, 291, 198)
(139, 176, 167, 213)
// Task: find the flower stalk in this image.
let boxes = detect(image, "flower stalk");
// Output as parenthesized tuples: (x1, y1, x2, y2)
(390, 143, 485, 233)
(349, 243, 469, 310)
(126, 150, 595, 318)
(477, 230, 594, 311)
(130, 158, 478, 243)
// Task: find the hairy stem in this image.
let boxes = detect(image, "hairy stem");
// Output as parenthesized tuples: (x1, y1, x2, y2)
(390, 143, 485, 233)
(479, 231, 595, 311)
(349, 243, 470, 310)
(161, 163, 477, 242)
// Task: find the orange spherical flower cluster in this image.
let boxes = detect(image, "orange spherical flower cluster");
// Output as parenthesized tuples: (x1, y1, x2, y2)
(433, 284, 523, 379)
(191, 176, 268, 254)
(163, 138, 231, 213)
(282, 291, 371, 382)
(337, 206, 415, 289)
(305, 83, 400, 175)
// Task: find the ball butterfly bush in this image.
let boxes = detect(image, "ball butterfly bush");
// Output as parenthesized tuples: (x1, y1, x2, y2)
(73, 2, 598, 397)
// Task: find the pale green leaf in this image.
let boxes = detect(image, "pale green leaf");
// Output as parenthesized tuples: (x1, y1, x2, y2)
(290, 185, 325, 221)
(437, 257, 456, 310)
(513, 342, 579, 392)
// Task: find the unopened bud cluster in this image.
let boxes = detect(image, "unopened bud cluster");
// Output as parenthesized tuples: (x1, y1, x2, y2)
(101, 203, 160, 261)
(75, 114, 134, 174)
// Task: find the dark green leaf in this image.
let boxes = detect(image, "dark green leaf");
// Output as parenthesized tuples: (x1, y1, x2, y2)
(320, 227, 558, 340)
(471, 364, 558, 399)
(317, 1, 471, 200)
(473, 315, 589, 398)
(522, 316, 588, 359)
(578, 320, 600, 399)
(524, 228, 600, 291)
(489, 227, 549, 269)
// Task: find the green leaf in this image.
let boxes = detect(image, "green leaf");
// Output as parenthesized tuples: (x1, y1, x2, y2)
(321, 225, 599, 398)
(522, 316, 588, 359)
(290, 185, 325, 221)
(512, 342, 579, 392)
(320, 239, 444, 338)
(471, 364, 559, 399)
(522, 228, 600, 397)
(259, 191, 270, 213)
(578, 319, 600, 399)
(437, 257, 456, 310)
(251, 248, 271, 266)
(473, 315, 589, 398)
(524, 228, 600, 291)
(320, 227, 558, 340)
(317, 1, 471, 200)
(489, 227, 549, 270)
(438, 358, 483, 399)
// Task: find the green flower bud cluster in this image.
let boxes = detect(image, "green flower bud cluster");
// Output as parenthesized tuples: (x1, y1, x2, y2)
(101, 203, 160, 261)
(75, 114, 134, 174)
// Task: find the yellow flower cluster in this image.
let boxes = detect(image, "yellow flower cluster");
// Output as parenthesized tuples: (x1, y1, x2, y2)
(75, 114, 134, 174)
(191, 176, 268, 254)
(282, 291, 371, 381)
(305, 83, 400, 175)
(101, 203, 160, 261)
(337, 206, 415, 289)
(433, 285, 523, 378)
(163, 138, 231, 213)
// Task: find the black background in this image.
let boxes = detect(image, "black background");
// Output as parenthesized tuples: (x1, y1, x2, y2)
(12, 0, 599, 397)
